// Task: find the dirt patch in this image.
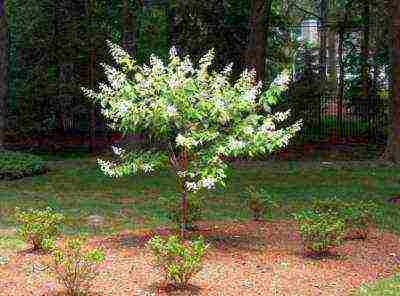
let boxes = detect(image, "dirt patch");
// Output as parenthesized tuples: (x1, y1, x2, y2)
(1, 221, 399, 296)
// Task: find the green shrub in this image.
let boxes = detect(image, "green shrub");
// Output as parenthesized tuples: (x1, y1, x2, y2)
(160, 194, 203, 230)
(311, 197, 344, 215)
(16, 207, 64, 251)
(0, 150, 46, 180)
(243, 186, 278, 221)
(44, 237, 105, 296)
(147, 235, 207, 288)
(341, 200, 382, 239)
(311, 197, 381, 239)
(294, 209, 346, 255)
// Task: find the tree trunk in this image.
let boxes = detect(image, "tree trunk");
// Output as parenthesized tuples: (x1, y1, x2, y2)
(0, 0, 7, 150)
(327, 0, 337, 96)
(122, 0, 135, 55)
(319, 0, 328, 80)
(246, 0, 266, 82)
(383, 0, 400, 162)
(361, 0, 370, 100)
(338, 28, 345, 134)
(88, 47, 96, 153)
(87, 0, 96, 153)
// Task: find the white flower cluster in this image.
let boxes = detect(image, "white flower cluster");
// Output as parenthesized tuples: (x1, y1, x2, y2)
(111, 145, 125, 156)
(143, 164, 154, 173)
(150, 54, 165, 73)
(243, 81, 262, 102)
(260, 120, 275, 133)
(166, 105, 177, 115)
(222, 63, 233, 76)
(102, 64, 127, 90)
(179, 57, 194, 75)
(169, 46, 178, 58)
(176, 134, 200, 149)
(273, 70, 291, 89)
(185, 177, 216, 192)
(107, 40, 130, 64)
(118, 101, 130, 114)
(81, 87, 98, 100)
(273, 110, 291, 122)
(168, 78, 183, 89)
(243, 126, 254, 135)
(97, 159, 120, 178)
(228, 138, 246, 150)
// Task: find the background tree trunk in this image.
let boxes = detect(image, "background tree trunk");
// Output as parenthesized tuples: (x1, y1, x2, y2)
(327, 0, 337, 96)
(383, 0, 400, 162)
(246, 0, 266, 82)
(0, 0, 7, 150)
(87, 0, 96, 153)
(319, 0, 328, 80)
(122, 0, 135, 55)
(361, 0, 370, 99)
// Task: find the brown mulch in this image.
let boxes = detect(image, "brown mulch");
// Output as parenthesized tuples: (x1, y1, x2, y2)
(1, 220, 399, 296)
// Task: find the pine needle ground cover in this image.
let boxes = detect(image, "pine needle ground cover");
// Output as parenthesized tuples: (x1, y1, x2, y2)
(0, 158, 399, 295)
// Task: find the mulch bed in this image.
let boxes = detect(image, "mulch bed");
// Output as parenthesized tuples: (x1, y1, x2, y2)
(1, 220, 399, 296)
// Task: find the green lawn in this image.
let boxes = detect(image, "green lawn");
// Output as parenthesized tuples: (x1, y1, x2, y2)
(355, 274, 400, 295)
(0, 157, 399, 293)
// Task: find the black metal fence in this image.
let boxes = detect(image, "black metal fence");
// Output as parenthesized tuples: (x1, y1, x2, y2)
(299, 96, 388, 141)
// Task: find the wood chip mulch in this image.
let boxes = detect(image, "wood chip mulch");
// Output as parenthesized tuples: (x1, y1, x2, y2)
(1, 220, 399, 296)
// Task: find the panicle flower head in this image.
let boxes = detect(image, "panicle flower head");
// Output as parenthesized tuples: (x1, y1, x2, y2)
(200, 177, 216, 190)
(169, 46, 178, 58)
(107, 40, 130, 64)
(111, 145, 125, 156)
(273, 70, 291, 89)
(180, 57, 194, 75)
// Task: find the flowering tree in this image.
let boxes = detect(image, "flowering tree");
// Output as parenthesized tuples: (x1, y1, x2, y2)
(83, 42, 301, 236)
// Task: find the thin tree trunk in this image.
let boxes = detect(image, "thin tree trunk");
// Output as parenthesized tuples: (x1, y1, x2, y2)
(87, 0, 96, 153)
(319, 0, 328, 80)
(264, 0, 273, 82)
(327, 0, 337, 96)
(338, 28, 345, 134)
(0, 0, 7, 150)
(361, 0, 370, 100)
(122, 0, 135, 55)
(246, 0, 266, 82)
(89, 47, 96, 153)
(383, 0, 400, 162)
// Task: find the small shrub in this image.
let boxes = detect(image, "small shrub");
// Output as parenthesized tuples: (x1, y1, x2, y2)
(45, 237, 105, 296)
(243, 186, 278, 221)
(147, 235, 207, 288)
(311, 197, 343, 215)
(0, 151, 46, 180)
(16, 207, 64, 251)
(341, 200, 382, 239)
(311, 197, 381, 239)
(294, 209, 346, 255)
(160, 194, 203, 229)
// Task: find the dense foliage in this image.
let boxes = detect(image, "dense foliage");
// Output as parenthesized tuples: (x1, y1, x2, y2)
(0, 150, 46, 179)
(15, 207, 64, 250)
(147, 235, 207, 287)
(294, 209, 346, 255)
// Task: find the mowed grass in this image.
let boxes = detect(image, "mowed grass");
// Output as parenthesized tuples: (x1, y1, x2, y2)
(0, 157, 400, 294)
(355, 274, 400, 295)
(1, 158, 400, 234)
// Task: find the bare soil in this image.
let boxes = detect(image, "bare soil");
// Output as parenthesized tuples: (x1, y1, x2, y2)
(1, 220, 399, 296)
